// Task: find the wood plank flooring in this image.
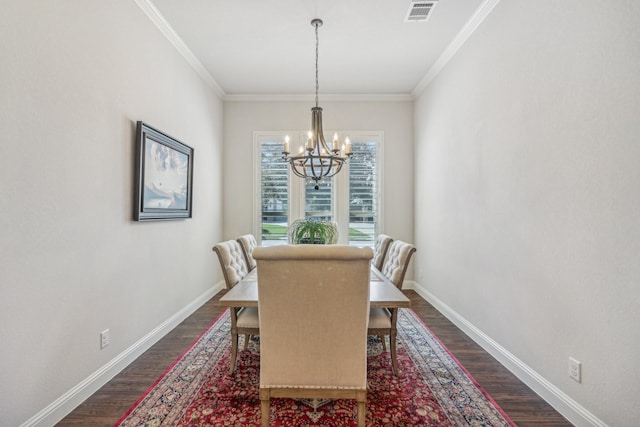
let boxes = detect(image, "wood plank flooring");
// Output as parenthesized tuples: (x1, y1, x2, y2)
(57, 290, 573, 426)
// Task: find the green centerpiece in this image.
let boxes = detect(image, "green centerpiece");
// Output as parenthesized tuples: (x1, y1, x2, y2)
(288, 218, 338, 244)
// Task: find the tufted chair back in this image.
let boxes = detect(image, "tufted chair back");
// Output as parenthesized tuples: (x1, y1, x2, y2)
(237, 234, 258, 271)
(372, 234, 393, 271)
(253, 244, 373, 427)
(212, 239, 258, 373)
(380, 240, 416, 289)
(212, 240, 249, 289)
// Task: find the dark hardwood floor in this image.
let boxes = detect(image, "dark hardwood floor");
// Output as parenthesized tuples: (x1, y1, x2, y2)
(57, 290, 573, 426)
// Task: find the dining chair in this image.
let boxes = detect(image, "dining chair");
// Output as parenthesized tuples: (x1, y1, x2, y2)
(212, 239, 259, 373)
(371, 233, 393, 272)
(368, 239, 416, 376)
(237, 233, 258, 271)
(253, 244, 373, 427)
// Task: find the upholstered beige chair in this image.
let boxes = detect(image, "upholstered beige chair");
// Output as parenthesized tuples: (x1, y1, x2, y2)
(368, 240, 416, 375)
(237, 233, 258, 271)
(372, 234, 393, 272)
(212, 240, 259, 373)
(253, 245, 373, 427)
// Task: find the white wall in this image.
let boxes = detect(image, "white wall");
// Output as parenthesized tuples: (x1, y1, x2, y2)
(0, 1, 223, 426)
(223, 100, 415, 252)
(414, 1, 640, 425)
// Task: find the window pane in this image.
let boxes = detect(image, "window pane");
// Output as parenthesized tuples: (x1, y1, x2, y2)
(349, 142, 376, 246)
(305, 178, 332, 222)
(260, 142, 288, 245)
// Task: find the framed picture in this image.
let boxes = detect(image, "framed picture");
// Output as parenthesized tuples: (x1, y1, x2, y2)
(134, 121, 194, 221)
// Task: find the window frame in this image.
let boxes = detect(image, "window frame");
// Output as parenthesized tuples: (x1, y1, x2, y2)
(253, 131, 384, 246)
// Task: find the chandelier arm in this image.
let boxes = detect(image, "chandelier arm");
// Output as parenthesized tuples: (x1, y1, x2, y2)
(308, 155, 323, 181)
(291, 164, 308, 179)
(322, 158, 332, 178)
(322, 157, 333, 177)
(331, 161, 343, 177)
(285, 153, 347, 179)
(291, 158, 311, 179)
(311, 107, 332, 155)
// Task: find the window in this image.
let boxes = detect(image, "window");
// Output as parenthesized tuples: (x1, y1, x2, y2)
(258, 139, 289, 246)
(305, 177, 332, 221)
(348, 141, 378, 245)
(255, 132, 382, 247)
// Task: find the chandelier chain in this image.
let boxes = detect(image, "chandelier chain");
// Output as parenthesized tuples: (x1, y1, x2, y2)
(315, 22, 319, 108)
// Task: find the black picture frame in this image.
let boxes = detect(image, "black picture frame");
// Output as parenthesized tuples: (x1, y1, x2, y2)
(134, 121, 194, 221)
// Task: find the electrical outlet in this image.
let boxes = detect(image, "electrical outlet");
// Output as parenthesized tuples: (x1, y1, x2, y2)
(569, 357, 581, 383)
(101, 329, 110, 349)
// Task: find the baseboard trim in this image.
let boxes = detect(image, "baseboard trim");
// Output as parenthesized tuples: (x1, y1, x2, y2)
(405, 280, 607, 427)
(21, 282, 224, 427)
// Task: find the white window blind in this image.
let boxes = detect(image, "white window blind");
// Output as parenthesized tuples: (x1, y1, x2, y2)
(348, 142, 377, 246)
(260, 141, 289, 245)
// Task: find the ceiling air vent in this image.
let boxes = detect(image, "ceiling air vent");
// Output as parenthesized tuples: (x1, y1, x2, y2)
(405, 1, 438, 22)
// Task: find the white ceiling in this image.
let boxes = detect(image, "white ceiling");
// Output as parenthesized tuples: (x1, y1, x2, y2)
(146, 0, 487, 98)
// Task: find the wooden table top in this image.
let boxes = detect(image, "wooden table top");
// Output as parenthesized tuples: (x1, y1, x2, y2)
(219, 268, 410, 309)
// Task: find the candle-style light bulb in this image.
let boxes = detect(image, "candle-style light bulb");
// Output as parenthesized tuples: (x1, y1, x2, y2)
(332, 132, 339, 151)
(345, 137, 352, 155)
(307, 131, 313, 150)
(284, 135, 290, 154)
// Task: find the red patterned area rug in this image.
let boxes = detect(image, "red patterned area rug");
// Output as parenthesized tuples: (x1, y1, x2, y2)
(115, 309, 515, 426)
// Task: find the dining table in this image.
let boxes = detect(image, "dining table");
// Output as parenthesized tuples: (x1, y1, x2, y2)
(219, 264, 410, 375)
(218, 266, 411, 309)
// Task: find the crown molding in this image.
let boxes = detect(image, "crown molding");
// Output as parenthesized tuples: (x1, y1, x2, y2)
(412, 0, 502, 96)
(223, 93, 414, 102)
(134, 0, 225, 98)
(137, 0, 500, 102)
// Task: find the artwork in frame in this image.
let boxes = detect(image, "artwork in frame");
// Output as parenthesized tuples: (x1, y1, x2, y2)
(134, 121, 194, 221)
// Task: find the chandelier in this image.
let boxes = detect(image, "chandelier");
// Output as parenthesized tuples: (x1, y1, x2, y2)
(282, 18, 352, 190)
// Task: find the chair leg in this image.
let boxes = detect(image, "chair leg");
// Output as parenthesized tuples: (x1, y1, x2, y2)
(381, 335, 387, 351)
(390, 330, 398, 376)
(390, 308, 399, 376)
(260, 389, 270, 427)
(243, 334, 251, 350)
(229, 332, 238, 374)
(356, 391, 366, 427)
